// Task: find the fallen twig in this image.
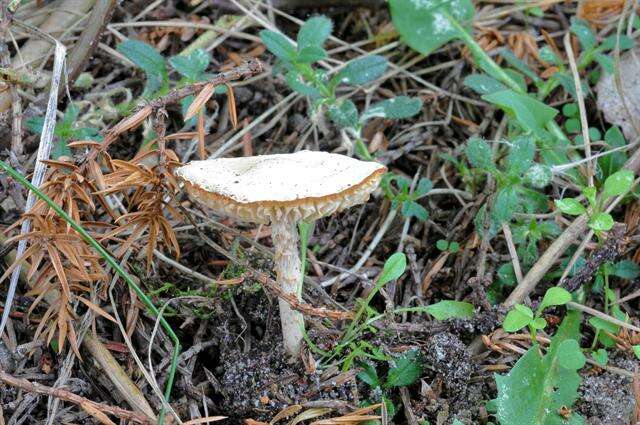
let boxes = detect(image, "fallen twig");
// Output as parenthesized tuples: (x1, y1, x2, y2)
(0, 369, 153, 424)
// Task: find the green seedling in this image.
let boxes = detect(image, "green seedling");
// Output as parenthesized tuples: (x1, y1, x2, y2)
(555, 169, 635, 236)
(503, 287, 572, 341)
(26, 103, 102, 159)
(436, 239, 460, 253)
(381, 175, 432, 221)
(259, 16, 423, 159)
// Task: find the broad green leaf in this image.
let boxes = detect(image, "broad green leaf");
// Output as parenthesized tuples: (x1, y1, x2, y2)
(384, 349, 422, 388)
(483, 90, 558, 138)
(426, 300, 474, 320)
(612, 260, 640, 280)
(493, 186, 518, 223)
(497, 263, 517, 287)
(495, 311, 584, 425)
(557, 339, 586, 370)
(170, 49, 209, 81)
(297, 16, 332, 50)
(336, 55, 388, 85)
(356, 361, 380, 387)
(592, 348, 608, 366)
(599, 127, 627, 178)
(389, 0, 474, 56)
(506, 135, 535, 175)
(296, 46, 327, 63)
(416, 178, 432, 196)
(117, 40, 168, 97)
(259, 30, 296, 61)
(401, 200, 428, 221)
(465, 137, 493, 170)
(327, 100, 358, 129)
(570, 18, 596, 51)
(555, 198, 586, 216)
(600, 34, 634, 51)
(633, 345, 640, 360)
(361, 96, 423, 121)
(589, 316, 619, 348)
(524, 164, 552, 188)
(463, 73, 507, 95)
(589, 212, 614, 231)
(503, 304, 533, 332)
(530, 317, 547, 330)
(539, 287, 572, 312)
(378, 252, 407, 285)
(603, 169, 634, 198)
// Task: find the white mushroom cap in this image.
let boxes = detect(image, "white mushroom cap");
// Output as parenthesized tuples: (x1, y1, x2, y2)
(175, 150, 386, 223)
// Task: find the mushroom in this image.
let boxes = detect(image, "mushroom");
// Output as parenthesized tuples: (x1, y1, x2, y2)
(175, 150, 386, 359)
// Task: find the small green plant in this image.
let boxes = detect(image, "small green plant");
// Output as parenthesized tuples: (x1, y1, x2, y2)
(259, 16, 423, 159)
(554, 169, 635, 236)
(464, 135, 552, 236)
(381, 175, 432, 221)
(493, 311, 585, 425)
(436, 239, 460, 253)
(357, 349, 423, 421)
(26, 103, 102, 158)
(503, 287, 572, 341)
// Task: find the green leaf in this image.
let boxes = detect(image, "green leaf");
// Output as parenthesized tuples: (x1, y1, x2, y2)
(583, 186, 597, 208)
(356, 361, 380, 387)
(589, 316, 619, 348)
(589, 212, 614, 232)
(401, 200, 428, 221)
(463, 73, 507, 95)
(493, 186, 518, 224)
(570, 18, 596, 51)
(327, 100, 359, 129)
(495, 311, 584, 425)
(592, 348, 608, 366)
(603, 169, 634, 198)
(426, 300, 474, 320)
(297, 16, 332, 50)
(259, 30, 296, 61)
(336, 55, 388, 85)
(557, 339, 586, 370)
(170, 49, 210, 81)
(539, 287, 572, 312)
(296, 46, 327, 63)
(503, 304, 533, 332)
(361, 96, 423, 121)
(600, 34, 634, 51)
(599, 127, 627, 178)
(530, 317, 547, 330)
(436, 240, 449, 251)
(384, 349, 422, 388)
(506, 135, 535, 175)
(555, 198, 586, 216)
(633, 345, 640, 360)
(415, 178, 432, 196)
(285, 72, 321, 97)
(524, 164, 552, 188)
(500, 49, 541, 84)
(482, 90, 558, 138)
(378, 252, 407, 285)
(465, 137, 493, 170)
(612, 260, 640, 280)
(389, 0, 474, 56)
(117, 40, 168, 97)
(25, 116, 45, 135)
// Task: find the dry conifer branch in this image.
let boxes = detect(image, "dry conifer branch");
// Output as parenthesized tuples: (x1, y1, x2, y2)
(0, 369, 153, 424)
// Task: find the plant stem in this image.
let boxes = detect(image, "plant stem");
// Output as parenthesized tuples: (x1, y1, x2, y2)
(0, 159, 179, 425)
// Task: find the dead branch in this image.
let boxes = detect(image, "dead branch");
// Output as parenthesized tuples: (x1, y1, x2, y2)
(0, 369, 153, 424)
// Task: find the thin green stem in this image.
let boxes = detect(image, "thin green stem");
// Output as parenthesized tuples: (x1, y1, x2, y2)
(0, 159, 180, 424)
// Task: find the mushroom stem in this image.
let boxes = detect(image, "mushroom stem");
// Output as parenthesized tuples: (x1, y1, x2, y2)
(271, 215, 305, 359)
